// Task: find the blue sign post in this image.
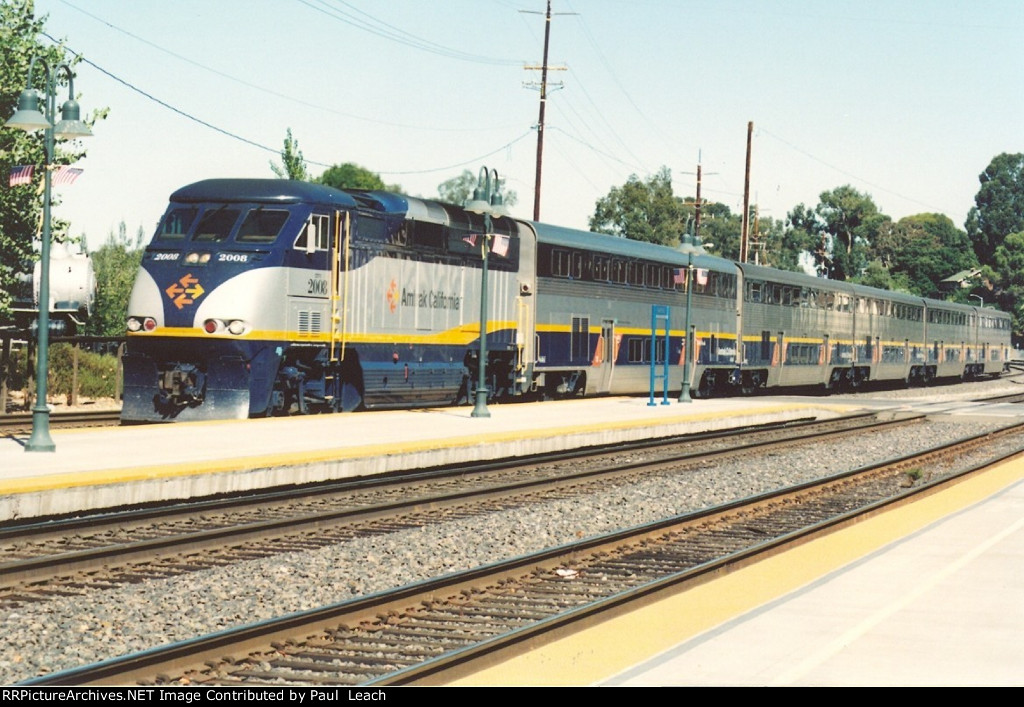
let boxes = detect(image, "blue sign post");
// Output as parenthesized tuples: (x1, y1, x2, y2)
(648, 305, 671, 406)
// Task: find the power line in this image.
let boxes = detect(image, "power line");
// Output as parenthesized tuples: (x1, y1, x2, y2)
(297, 0, 519, 66)
(376, 131, 534, 176)
(44, 34, 534, 180)
(55, 0, 517, 132)
(759, 126, 944, 212)
(49, 36, 308, 163)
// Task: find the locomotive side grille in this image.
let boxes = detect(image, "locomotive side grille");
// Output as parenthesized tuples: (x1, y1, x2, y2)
(297, 310, 322, 334)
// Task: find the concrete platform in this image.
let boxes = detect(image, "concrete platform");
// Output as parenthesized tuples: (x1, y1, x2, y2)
(0, 396, 853, 522)
(450, 454, 1024, 687)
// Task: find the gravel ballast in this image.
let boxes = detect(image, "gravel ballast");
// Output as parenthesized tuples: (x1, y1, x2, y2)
(2, 376, 1023, 683)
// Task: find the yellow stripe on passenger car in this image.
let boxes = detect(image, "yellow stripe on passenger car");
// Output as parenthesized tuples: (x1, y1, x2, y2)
(129, 321, 520, 347)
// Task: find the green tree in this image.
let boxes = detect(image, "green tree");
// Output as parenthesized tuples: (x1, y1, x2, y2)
(965, 153, 1024, 266)
(983, 230, 1024, 339)
(437, 169, 518, 208)
(590, 167, 686, 245)
(690, 200, 739, 260)
(868, 213, 977, 298)
(85, 222, 143, 337)
(315, 162, 401, 193)
(857, 259, 908, 292)
(783, 187, 887, 280)
(814, 186, 887, 281)
(781, 203, 825, 276)
(751, 214, 803, 272)
(1, 1, 105, 319)
(269, 128, 308, 181)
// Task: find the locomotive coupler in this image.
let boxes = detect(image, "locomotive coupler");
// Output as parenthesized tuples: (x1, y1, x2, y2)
(157, 364, 207, 407)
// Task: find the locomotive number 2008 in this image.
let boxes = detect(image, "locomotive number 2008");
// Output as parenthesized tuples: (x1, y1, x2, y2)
(217, 253, 249, 263)
(308, 277, 329, 295)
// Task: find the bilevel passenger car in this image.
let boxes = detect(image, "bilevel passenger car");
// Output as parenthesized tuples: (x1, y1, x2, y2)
(121, 179, 1013, 422)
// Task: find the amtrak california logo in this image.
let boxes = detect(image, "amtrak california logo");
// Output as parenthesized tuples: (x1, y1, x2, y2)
(386, 279, 399, 313)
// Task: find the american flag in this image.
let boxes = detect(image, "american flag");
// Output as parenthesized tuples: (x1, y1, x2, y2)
(491, 233, 510, 257)
(9, 165, 33, 187)
(673, 268, 686, 285)
(462, 233, 478, 247)
(696, 268, 708, 286)
(52, 166, 83, 185)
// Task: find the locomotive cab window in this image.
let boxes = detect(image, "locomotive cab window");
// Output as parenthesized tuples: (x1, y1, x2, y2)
(294, 214, 331, 252)
(193, 207, 241, 242)
(237, 208, 290, 243)
(155, 207, 198, 241)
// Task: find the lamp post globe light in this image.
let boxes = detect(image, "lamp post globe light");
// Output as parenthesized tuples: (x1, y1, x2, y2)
(677, 231, 706, 403)
(463, 166, 508, 418)
(5, 58, 92, 452)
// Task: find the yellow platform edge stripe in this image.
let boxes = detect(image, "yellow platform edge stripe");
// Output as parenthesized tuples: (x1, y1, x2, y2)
(445, 456, 1024, 686)
(0, 403, 854, 496)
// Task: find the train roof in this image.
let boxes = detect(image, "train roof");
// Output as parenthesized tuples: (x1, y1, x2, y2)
(526, 220, 734, 272)
(171, 179, 360, 208)
(736, 261, 855, 293)
(737, 260, 1009, 315)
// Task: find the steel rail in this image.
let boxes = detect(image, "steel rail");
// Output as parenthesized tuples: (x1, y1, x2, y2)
(20, 420, 1024, 687)
(0, 413, 910, 589)
(0, 414, 828, 536)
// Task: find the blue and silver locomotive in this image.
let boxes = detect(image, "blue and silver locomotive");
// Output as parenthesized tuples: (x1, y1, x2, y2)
(121, 178, 1013, 422)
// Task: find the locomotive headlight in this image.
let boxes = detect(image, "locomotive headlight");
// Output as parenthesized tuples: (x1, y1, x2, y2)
(127, 316, 157, 332)
(202, 318, 247, 335)
(199, 253, 211, 264)
(185, 252, 199, 264)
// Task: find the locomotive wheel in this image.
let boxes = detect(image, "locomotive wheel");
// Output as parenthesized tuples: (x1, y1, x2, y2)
(740, 371, 762, 396)
(697, 371, 718, 399)
(847, 369, 862, 390)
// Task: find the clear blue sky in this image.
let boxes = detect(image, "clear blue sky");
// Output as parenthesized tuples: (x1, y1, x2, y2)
(27, 0, 1024, 247)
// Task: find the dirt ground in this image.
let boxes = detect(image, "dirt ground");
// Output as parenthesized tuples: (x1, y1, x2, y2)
(2, 390, 121, 414)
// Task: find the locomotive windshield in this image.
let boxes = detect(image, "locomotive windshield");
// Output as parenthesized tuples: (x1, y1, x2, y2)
(154, 207, 198, 241)
(154, 204, 291, 244)
(193, 206, 241, 242)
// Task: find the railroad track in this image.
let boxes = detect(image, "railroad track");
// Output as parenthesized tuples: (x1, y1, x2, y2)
(971, 390, 1024, 404)
(22, 419, 1024, 686)
(0, 408, 121, 434)
(0, 412, 908, 599)
(0, 374, 1017, 436)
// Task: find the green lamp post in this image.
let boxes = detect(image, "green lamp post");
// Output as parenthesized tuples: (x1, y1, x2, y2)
(464, 166, 508, 418)
(6, 58, 92, 452)
(677, 230, 706, 403)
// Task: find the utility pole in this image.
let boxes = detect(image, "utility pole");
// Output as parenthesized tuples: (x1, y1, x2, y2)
(740, 121, 753, 263)
(694, 161, 703, 240)
(523, 1, 570, 221)
(683, 152, 716, 242)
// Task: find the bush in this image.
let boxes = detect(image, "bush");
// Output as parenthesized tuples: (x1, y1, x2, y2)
(3, 342, 120, 401)
(48, 343, 120, 398)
